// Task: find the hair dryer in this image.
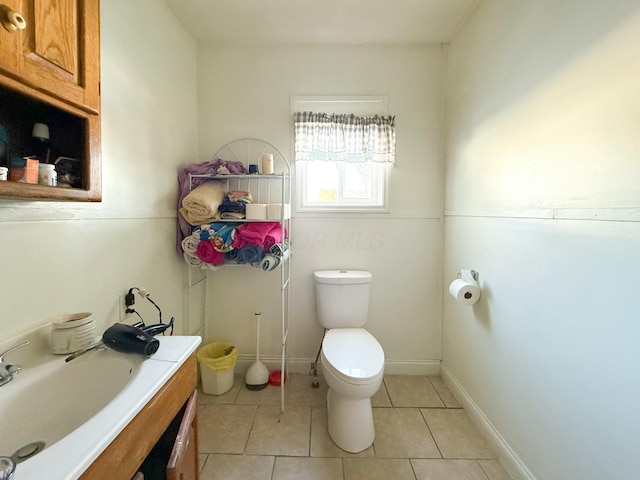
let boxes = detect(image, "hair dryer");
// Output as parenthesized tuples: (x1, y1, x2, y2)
(102, 323, 160, 357)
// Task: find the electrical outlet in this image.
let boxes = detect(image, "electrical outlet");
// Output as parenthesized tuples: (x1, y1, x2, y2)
(118, 293, 135, 323)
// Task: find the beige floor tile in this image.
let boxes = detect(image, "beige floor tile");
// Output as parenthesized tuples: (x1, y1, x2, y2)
(411, 459, 489, 480)
(198, 404, 257, 454)
(421, 409, 496, 459)
(199, 452, 208, 472)
(384, 375, 445, 408)
(371, 381, 392, 407)
(343, 458, 416, 480)
(286, 373, 329, 406)
(245, 405, 312, 456)
(373, 408, 440, 458)
(478, 459, 513, 480)
(310, 407, 375, 458)
(273, 457, 343, 480)
(235, 381, 283, 405)
(428, 376, 462, 408)
(200, 454, 275, 480)
(198, 376, 242, 404)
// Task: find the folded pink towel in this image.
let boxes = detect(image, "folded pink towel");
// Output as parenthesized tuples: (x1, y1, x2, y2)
(227, 190, 253, 202)
(263, 224, 286, 252)
(196, 240, 225, 265)
(232, 222, 280, 249)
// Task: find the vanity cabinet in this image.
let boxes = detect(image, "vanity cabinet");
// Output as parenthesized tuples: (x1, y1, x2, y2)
(79, 354, 199, 480)
(166, 391, 198, 480)
(0, 0, 101, 201)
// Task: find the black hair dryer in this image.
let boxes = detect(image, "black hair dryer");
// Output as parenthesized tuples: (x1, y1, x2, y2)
(102, 323, 160, 357)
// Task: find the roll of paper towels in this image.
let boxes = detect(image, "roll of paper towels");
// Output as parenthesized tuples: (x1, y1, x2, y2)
(449, 278, 481, 306)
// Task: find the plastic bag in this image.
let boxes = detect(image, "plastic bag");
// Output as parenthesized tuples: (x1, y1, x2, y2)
(197, 341, 238, 372)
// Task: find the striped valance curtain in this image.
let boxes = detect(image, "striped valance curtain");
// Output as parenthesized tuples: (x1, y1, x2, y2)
(294, 112, 396, 164)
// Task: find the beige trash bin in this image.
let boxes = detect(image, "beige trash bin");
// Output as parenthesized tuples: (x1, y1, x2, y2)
(197, 341, 238, 395)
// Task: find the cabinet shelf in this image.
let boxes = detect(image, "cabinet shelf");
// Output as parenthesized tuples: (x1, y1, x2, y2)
(182, 138, 291, 413)
(206, 217, 291, 224)
(190, 173, 289, 180)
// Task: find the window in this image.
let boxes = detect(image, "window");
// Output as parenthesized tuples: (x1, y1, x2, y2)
(299, 159, 387, 209)
(292, 97, 395, 213)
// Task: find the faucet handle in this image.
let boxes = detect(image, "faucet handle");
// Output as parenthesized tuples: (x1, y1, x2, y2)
(5, 364, 20, 375)
(0, 456, 16, 480)
(0, 340, 29, 362)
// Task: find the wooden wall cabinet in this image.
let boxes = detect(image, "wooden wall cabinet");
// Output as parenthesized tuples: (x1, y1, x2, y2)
(0, 0, 101, 201)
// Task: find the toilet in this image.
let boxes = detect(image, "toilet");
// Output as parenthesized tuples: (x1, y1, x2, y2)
(314, 270, 385, 453)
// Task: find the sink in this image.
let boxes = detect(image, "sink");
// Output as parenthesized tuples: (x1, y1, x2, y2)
(0, 327, 200, 480)
(0, 348, 142, 459)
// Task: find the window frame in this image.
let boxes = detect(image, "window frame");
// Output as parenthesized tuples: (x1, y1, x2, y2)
(291, 96, 391, 214)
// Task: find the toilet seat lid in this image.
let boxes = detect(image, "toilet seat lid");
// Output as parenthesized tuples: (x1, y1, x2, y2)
(322, 328, 384, 381)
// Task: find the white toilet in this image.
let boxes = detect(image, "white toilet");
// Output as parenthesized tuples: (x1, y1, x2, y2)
(314, 270, 385, 453)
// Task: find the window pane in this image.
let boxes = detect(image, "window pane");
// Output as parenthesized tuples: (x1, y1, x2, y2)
(299, 160, 387, 211)
(306, 161, 338, 203)
(344, 163, 372, 199)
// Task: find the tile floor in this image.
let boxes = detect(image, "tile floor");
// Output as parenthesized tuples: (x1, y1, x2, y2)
(197, 374, 512, 480)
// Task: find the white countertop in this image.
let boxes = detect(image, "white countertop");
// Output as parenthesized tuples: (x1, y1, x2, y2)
(11, 335, 201, 480)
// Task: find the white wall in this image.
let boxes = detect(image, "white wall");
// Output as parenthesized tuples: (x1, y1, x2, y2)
(197, 45, 445, 373)
(444, 1, 640, 479)
(0, 0, 198, 341)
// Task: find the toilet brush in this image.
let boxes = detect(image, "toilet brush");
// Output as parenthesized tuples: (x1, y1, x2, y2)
(245, 312, 269, 390)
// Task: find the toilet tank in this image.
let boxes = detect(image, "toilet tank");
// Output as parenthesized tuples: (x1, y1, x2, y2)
(314, 270, 372, 328)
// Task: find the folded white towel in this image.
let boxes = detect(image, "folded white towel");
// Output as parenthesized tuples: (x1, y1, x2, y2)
(181, 235, 199, 254)
(183, 251, 203, 268)
(220, 211, 245, 220)
(183, 250, 220, 271)
(180, 181, 225, 225)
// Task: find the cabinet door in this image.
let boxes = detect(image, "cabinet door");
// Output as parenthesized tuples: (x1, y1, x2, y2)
(0, 0, 23, 74)
(167, 390, 199, 480)
(19, 0, 100, 113)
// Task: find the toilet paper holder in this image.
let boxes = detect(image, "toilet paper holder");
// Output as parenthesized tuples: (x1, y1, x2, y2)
(457, 269, 479, 282)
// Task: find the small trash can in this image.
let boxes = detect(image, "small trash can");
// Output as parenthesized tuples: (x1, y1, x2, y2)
(197, 341, 238, 395)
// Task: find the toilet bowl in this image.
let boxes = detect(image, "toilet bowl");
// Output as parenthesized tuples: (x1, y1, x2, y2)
(314, 269, 385, 452)
(321, 327, 384, 453)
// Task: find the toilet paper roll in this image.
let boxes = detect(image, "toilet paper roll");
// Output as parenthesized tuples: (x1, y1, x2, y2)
(245, 203, 267, 220)
(267, 204, 292, 220)
(449, 278, 481, 306)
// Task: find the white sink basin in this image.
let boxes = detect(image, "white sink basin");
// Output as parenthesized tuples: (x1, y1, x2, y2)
(0, 348, 141, 458)
(0, 328, 200, 480)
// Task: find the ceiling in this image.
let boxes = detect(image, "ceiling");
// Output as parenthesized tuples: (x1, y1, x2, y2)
(163, 0, 481, 46)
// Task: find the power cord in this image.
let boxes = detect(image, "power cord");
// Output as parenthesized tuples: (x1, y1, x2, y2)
(124, 287, 172, 335)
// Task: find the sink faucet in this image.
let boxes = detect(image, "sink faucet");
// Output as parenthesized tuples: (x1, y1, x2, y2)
(0, 341, 28, 387)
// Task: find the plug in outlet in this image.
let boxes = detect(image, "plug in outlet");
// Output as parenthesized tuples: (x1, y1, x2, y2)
(118, 293, 136, 323)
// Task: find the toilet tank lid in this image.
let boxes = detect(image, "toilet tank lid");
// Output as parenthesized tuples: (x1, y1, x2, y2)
(314, 270, 372, 285)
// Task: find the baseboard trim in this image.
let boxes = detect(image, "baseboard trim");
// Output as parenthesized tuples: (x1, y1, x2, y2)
(440, 363, 537, 480)
(384, 359, 441, 375)
(235, 355, 441, 376)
